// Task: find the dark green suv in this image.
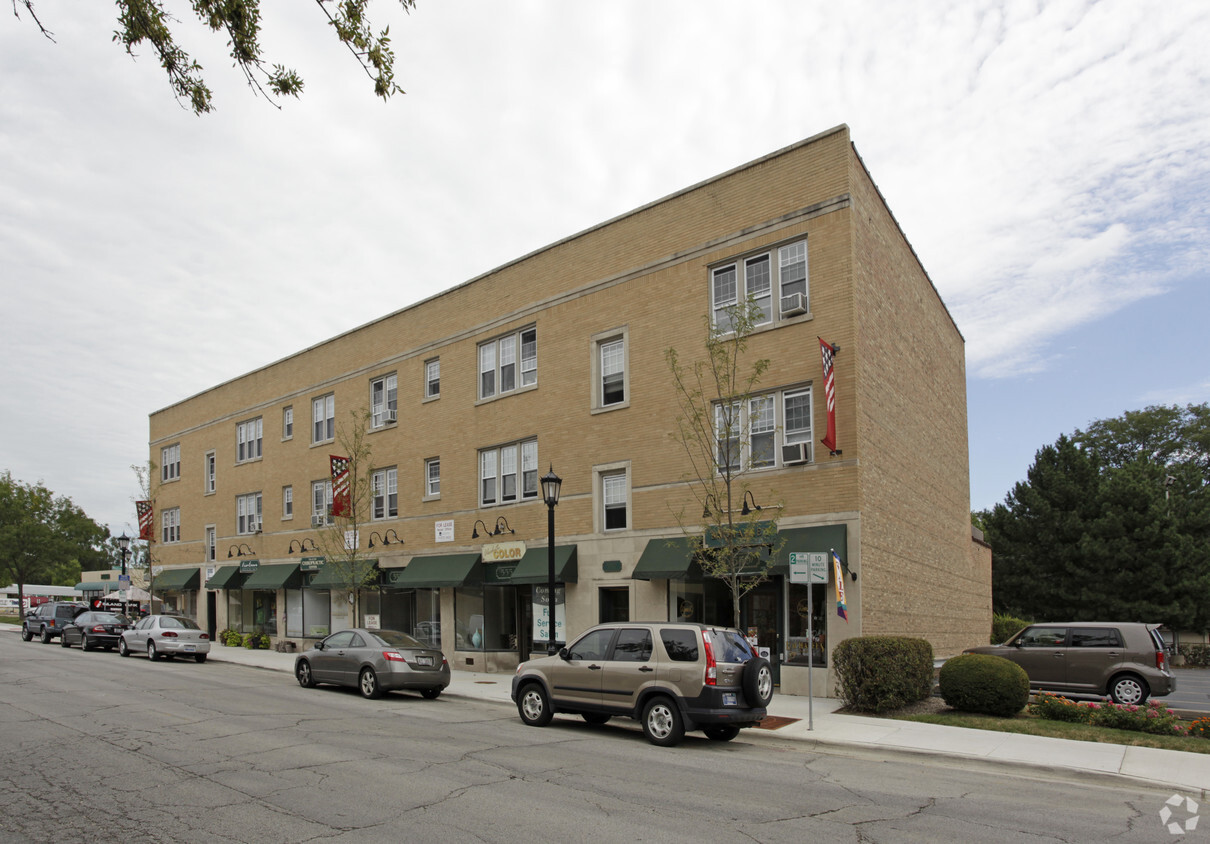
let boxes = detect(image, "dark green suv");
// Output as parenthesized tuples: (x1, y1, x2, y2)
(511, 622, 773, 746)
(21, 601, 87, 644)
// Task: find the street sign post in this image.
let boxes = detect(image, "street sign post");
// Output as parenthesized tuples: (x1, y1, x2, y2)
(787, 551, 827, 730)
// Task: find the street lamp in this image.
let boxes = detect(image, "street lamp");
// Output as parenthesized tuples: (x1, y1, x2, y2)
(116, 532, 131, 577)
(540, 466, 563, 655)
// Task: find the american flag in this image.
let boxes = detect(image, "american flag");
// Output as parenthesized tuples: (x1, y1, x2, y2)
(330, 455, 351, 518)
(136, 500, 154, 541)
(819, 337, 838, 453)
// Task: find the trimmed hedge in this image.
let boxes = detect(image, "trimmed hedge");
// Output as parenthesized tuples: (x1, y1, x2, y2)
(991, 613, 1031, 645)
(939, 653, 1030, 717)
(833, 636, 933, 713)
(1177, 644, 1210, 667)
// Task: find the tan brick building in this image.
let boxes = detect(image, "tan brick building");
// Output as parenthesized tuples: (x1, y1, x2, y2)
(148, 125, 991, 696)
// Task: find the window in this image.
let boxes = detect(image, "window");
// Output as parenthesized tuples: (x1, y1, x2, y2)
(370, 373, 397, 428)
(236, 417, 263, 463)
(162, 508, 180, 544)
(205, 525, 216, 562)
(312, 480, 333, 526)
(710, 238, 809, 330)
(611, 628, 651, 662)
(204, 450, 216, 494)
(283, 406, 293, 440)
(425, 457, 440, 498)
(161, 444, 180, 482)
(591, 328, 629, 411)
(282, 486, 293, 520)
(479, 439, 537, 506)
(714, 386, 813, 471)
(479, 326, 536, 399)
(371, 468, 398, 520)
(602, 470, 628, 531)
(236, 492, 262, 535)
(312, 393, 335, 443)
(425, 358, 440, 399)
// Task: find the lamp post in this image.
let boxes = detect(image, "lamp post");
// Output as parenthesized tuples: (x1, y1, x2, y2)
(116, 532, 131, 577)
(540, 466, 562, 655)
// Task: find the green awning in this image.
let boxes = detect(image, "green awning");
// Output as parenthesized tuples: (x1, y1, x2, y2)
(774, 526, 849, 575)
(154, 567, 201, 591)
(305, 560, 379, 589)
(382, 553, 481, 589)
(206, 565, 245, 590)
(241, 563, 303, 590)
(632, 536, 699, 580)
(508, 545, 578, 584)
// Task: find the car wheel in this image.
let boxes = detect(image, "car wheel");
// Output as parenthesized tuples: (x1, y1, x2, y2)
(82, 635, 92, 651)
(296, 660, 316, 688)
(194, 654, 207, 663)
(704, 724, 741, 742)
(742, 657, 774, 708)
(420, 688, 441, 700)
(148, 640, 161, 661)
(118, 638, 130, 657)
(581, 713, 611, 725)
(359, 668, 382, 699)
(642, 696, 685, 747)
(1109, 674, 1149, 706)
(61, 634, 71, 648)
(517, 682, 553, 727)
(40, 628, 52, 644)
(20, 627, 32, 642)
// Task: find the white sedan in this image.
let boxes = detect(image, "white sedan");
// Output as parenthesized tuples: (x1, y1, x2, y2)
(119, 615, 211, 663)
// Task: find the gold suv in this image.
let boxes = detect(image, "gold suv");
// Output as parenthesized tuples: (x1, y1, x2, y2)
(511, 622, 773, 746)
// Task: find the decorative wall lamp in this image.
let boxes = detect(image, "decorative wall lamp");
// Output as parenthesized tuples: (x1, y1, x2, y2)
(227, 543, 255, 558)
(702, 493, 719, 519)
(471, 520, 490, 539)
(741, 491, 763, 516)
(492, 517, 515, 536)
(369, 529, 401, 549)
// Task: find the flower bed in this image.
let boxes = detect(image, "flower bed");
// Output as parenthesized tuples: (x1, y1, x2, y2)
(1029, 693, 1193, 737)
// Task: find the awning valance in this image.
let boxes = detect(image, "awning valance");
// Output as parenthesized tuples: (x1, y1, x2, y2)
(205, 565, 245, 590)
(632, 536, 699, 581)
(382, 554, 480, 589)
(632, 525, 849, 580)
(154, 567, 201, 591)
(305, 560, 379, 590)
(508, 545, 578, 584)
(241, 563, 303, 590)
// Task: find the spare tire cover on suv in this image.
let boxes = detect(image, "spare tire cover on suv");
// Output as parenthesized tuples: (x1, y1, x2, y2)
(742, 657, 774, 707)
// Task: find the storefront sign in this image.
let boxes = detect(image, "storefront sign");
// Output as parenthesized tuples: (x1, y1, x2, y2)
(364, 614, 380, 630)
(435, 519, 454, 543)
(299, 556, 325, 572)
(789, 551, 828, 584)
(239, 560, 259, 573)
(531, 585, 566, 643)
(481, 541, 526, 563)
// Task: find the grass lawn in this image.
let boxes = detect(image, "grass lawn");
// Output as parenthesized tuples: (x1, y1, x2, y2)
(898, 709, 1210, 754)
(1, 614, 22, 626)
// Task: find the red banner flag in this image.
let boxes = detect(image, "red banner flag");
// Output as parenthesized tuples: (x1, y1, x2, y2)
(330, 455, 351, 518)
(135, 500, 154, 541)
(819, 337, 838, 453)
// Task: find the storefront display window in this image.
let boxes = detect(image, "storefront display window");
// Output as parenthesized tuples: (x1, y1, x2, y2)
(229, 590, 277, 634)
(455, 584, 518, 651)
(785, 582, 827, 666)
(286, 588, 331, 638)
(372, 588, 441, 647)
(669, 577, 731, 627)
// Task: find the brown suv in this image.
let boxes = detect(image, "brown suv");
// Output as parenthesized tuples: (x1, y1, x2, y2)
(511, 621, 772, 746)
(964, 622, 1175, 705)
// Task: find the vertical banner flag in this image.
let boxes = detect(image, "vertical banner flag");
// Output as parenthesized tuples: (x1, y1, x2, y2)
(136, 500, 154, 541)
(819, 337, 838, 453)
(832, 550, 849, 621)
(330, 455, 351, 518)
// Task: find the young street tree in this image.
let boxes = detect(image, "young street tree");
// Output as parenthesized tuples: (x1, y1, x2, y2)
(666, 299, 782, 628)
(0, 471, 109, 612)
(980, 404, 1210, 631)
(13, 0, 417, 114)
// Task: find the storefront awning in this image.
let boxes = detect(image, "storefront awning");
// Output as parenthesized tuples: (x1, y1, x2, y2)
(383, 553, 481, 588)
(241, 563, 303, 590)
(305, 560, 379, 590)
(153, 567, 201, 591)
(632, 536, 699, 580)
(774, 525, 849, 575)
(206, 565, 245, 590)
(508, 545, 578, 584)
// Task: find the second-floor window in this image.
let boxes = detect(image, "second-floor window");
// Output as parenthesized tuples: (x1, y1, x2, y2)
(371, 374, 397, 428)
(283, 485, 293, 520)
(602, 471, 628, 531)
(312, 480, 333, 526)
(479, 326, 536, 399)
(372, 467, 398, 519)
(313, 394, 335, 443)
(205, 525, 216, 562)
(714, 386, 814, 472)
(425, 457, 440, 497)
(480, 439, 537, 506)
(161, 444, 180, 482)
(236, 417, 262, 463)
(162, 508, 180, 543)
(236, 492, 262, 535)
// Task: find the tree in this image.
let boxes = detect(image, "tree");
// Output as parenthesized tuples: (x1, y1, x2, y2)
(312, 408, 381, 627)
(13, 0, 416, 114)
(665, 299, 782, 628)
(0, 472, 110, 610)
(982, 404, 1210, 630)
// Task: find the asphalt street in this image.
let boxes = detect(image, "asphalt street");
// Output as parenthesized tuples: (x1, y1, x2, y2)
(0, 634, 1199, 843)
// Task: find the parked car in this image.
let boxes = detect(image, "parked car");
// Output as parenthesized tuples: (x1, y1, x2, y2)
(964, 621, 1176, 705)
(511, 621, 773, 747)
(118, 614, 211, 662)
(60, 611, 132, 651)
(295, 628, 451, 700)
(20, 601, 87, 644)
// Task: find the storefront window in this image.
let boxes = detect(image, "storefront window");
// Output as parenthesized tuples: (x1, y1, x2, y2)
(669, 577, 731, 627)
(785, 582, 827, 666)
(455, 584, 518, 651)
(229, 590, 278, 635)
(374, 588, 441, 647)
(286, 588, 331, 638)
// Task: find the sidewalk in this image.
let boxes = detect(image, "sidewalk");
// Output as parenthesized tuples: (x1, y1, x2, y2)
(202, 642, 1210, 795)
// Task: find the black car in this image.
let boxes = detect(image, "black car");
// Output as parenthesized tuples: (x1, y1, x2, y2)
(21, 602, 87, 643)
(60, 611, 132, 651)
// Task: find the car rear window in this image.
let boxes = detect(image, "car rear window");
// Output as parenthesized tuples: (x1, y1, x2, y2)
(373, 630, 427, 649)
(660, 628, 699, 662)
(710, 630, 755, 664)
(160, 616, 201, 630)
(1069, 628, 1123, 648)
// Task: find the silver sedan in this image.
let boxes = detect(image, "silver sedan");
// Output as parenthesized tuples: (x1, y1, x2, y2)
(295, 628, 451, 699)
(118, 615, 212, 663)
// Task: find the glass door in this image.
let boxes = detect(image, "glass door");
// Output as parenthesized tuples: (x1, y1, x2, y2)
(739, 581, 781, 684)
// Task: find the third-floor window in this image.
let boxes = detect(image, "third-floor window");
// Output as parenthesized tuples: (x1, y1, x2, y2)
(479, 326, 536, 399)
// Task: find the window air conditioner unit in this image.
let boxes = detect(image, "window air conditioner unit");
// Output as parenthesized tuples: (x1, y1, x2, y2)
(780, 292, 807, 317)
(312, 515, 325, 527)
(781, 442, 810, 465)
(249, 519, 262, 534)
(384, 409, 397, 423)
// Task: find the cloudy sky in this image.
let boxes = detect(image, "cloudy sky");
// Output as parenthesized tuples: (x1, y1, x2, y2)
(2, 1, 1207, 536)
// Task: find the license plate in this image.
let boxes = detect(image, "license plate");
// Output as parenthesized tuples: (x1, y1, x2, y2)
(183, 645, 196, 652)
(722, 693, 738, 706)
(417, 656, 433, 667)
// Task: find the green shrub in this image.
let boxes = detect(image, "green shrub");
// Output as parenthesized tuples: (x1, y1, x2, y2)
(1028, 693, 1092, 723)
(1189, 717, 1210, 739)
(991, 613, 1031, 645)
(220, 628, 243, 647)
(1088, 700, 1184, 736)
(939, 653, 1029, 717)
(1177, 644, 1210, 667)
(243, 632, 270, 649)
(833, 636, 934, 713)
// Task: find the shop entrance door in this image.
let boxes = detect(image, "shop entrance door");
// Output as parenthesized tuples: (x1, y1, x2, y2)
(739, 582, 781, 684)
